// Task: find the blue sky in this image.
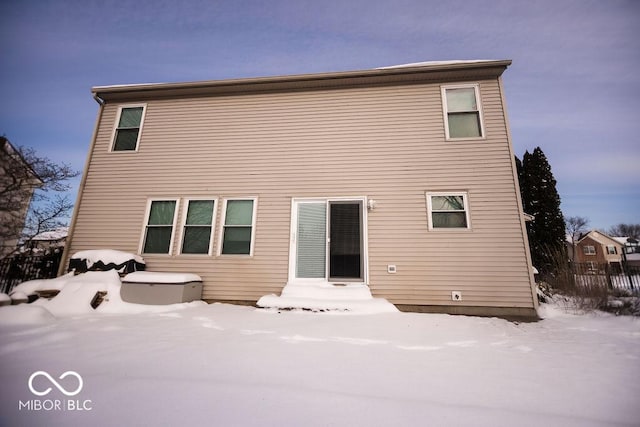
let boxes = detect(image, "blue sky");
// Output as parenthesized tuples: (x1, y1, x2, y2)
(1, 0, 638, 231)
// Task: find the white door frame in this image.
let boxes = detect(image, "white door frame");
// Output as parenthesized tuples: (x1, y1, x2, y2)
(288, 196, 369, 285)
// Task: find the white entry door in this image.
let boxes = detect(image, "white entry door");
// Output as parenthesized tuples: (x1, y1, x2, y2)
(290, 199, 366, 284)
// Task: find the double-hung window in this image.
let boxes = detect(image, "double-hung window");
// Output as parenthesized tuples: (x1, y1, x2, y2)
(142, 199, 178, 254)
(220, 199, 256, 255)
(112, 105, 146, 151)
(606, 245, 617, 255)
(442, 85, 484, 139)
(583, 245, 596, 255)
(426, 192, 470, 230)
(181, 199, 216, 254)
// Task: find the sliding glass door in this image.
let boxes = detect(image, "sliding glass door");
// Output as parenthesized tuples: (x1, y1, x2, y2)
(292, 199, 365, 283)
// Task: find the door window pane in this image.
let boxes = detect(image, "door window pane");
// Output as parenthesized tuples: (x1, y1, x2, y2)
(329, 203, 362, 279)
(296, 203, 327, 278)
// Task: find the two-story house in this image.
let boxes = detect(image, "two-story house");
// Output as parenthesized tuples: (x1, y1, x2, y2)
(574, 230, 625, 272)
(62, 60, 538, 318)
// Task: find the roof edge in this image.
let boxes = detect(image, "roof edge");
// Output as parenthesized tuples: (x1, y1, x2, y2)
(92, 59, 512, 101)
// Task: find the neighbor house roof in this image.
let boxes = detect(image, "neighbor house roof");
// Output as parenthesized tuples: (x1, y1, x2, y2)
(92, 59, 512, 103)
(578, 230, 621, 246)
(31, 227, 69, 242)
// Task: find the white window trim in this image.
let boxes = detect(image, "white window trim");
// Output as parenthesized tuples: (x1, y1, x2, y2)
(441, 84, 485, 140)
(583, 245, 596, 255)
(178, 198, 218, 256)
(218, 197, 258, 256)
(426, 191, 471, 230)
(139, 198, 180, 255)
(109, 104, 147, 152)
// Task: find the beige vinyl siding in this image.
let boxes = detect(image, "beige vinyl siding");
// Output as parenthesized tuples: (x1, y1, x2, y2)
(68, 78, 535, 309)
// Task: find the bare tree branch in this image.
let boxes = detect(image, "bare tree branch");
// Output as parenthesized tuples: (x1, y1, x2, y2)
(1, 137, 80, 258)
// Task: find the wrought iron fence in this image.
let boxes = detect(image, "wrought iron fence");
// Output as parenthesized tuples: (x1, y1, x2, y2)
(572, 262, 639, 293)
(0, 251, 63, 294)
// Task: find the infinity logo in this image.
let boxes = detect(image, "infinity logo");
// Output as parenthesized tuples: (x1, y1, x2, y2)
(28, 371, 83, 397)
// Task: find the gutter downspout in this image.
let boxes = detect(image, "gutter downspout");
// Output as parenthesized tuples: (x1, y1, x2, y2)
(57, 94, 105, 276)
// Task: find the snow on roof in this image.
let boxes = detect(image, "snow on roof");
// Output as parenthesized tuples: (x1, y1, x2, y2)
(612, 236, 631, 245)
(376, 59, 500, 69)
(94, 60, 510, 94)
(578, 230, 620, 246)
(31, 227, 68, 241)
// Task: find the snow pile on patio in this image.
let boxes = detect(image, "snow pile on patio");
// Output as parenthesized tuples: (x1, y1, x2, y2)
(69, 249, 145, 273)
(71, 249, 144, 267)
(257, 283, 398, 313)
(0, 271, 205, 324)
(9, 272, 75, 297)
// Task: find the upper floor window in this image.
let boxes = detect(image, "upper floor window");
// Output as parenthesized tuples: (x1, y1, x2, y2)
(180, 199, 216, 255)
(583, 245, 596, 255)
(141, 199, 178, 254)
(112, 105, 146, 151)
(426, 192, 470, 230)
(606, 245, 617, 255)
(441, 85, 484, 139)
(220, 199, 257, 255)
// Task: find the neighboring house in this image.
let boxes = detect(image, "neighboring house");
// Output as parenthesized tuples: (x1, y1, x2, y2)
(613, 237, 640, 268)
(574, 230, 625, 272)
(62, 60, 538, 317)
(25, 227, 68, 253)
(0, 137, 43, 257)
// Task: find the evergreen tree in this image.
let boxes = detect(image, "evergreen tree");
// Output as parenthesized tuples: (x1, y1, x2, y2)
(519, 147, 566, 273)
(514, 155, 524, 204)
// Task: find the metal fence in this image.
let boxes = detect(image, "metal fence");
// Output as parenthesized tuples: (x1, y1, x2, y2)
(0, 251, 63, 294)
(573, 262, 639, 293)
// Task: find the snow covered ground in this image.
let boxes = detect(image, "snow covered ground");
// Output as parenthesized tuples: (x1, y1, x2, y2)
(1, 277, 639, 426)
